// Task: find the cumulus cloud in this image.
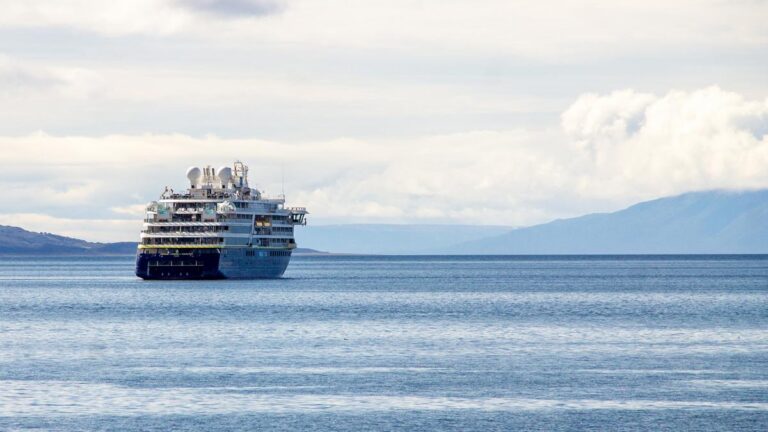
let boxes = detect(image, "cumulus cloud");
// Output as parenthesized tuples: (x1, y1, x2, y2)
(562, 86, 768, 198)
(1, 87, 766, 241)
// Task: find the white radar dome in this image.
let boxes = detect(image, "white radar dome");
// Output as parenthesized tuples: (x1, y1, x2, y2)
(186, 166, 202, 184)
(218, 166, 233, 185)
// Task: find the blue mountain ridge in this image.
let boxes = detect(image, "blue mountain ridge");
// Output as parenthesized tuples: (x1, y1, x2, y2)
(445, 189, 768, 254)
(294, 224, 514, 255)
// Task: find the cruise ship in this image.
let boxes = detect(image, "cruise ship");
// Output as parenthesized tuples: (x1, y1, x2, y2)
(135, 161, 307, 279)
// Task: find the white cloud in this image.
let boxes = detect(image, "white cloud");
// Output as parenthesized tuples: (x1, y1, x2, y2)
(0, 1, 191, 36)
(0, 1, 765, 59)
(562, 86, 768, 198)
(110, 204, 149, 216)
(1, 86, 766, 241)
(1, 2, 765, 139)
(0, 213, 141, 242)
(0, 55, 102, 99)
(0, 53, 558, 138)
(0, 55, 544, 113)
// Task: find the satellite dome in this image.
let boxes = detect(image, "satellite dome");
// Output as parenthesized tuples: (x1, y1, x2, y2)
(218, 166, 233, 185)
(186, 166, 202, 184)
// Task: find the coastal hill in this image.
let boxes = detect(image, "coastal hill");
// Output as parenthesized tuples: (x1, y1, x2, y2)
(0, 225, 137, 255)
(447, 189, 768, 254)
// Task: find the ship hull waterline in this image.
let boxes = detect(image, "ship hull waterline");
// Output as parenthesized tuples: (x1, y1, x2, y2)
(135, 248, 292, 280)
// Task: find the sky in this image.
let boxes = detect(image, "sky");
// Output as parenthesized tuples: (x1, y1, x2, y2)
(0, 0, 767, 242)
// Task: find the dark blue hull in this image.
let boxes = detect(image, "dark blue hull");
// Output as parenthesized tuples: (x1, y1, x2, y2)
(135, 250, 224, 280)
(135, 248, 292, 280)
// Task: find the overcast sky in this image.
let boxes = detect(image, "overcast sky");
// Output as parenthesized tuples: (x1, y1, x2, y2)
(1, 0, 767, 241)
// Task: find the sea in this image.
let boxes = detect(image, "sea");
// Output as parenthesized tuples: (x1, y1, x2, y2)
(1, 255, 767, 431)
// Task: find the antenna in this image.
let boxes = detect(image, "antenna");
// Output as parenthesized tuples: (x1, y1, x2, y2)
(281, 164, 285, 198)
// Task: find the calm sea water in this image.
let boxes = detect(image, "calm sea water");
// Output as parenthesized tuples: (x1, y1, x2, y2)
(1, 255, 767, 431)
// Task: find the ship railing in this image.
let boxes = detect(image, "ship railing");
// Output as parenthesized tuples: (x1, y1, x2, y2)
(142, 238, 223, 246)
(141, 232, 221, 237)
(143, 221, 249, 227)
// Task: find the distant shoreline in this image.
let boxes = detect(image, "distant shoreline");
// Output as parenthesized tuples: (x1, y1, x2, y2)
(2, 253, 766, 259)
(3, 188, 768, 256)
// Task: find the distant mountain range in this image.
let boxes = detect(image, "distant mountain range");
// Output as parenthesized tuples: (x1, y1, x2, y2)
(294, 224, 514, 255)
(446, 189, 768, 254)
(1, 189, 766, 255)
(296, 190, 768, 254)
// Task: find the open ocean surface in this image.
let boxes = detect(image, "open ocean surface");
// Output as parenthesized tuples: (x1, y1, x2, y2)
(1, 255, 767, 431)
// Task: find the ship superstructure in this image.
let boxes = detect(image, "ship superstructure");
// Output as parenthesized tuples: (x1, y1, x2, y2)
(135, 161, 307, 279)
